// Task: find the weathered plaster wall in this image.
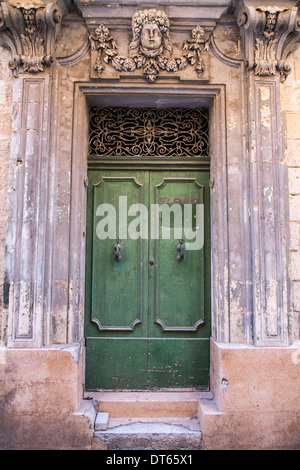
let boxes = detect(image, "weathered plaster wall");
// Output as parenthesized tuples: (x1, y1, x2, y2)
(0, 344, 95, 449)
(199, 339, 300, 450)
(281, 49, 300, 342)
(0, 45, 12, 346)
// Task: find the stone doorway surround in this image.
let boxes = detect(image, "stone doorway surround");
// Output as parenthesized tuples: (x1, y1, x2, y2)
(0, 0, 299, 450)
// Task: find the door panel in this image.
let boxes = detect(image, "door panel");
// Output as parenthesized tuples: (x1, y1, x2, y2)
(91, 175, 146, 331)
(85, 169, 210, 390)
(150, 175, 206, 333)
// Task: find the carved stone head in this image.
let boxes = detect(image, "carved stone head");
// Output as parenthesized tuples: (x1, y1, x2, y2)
(130, 9, 171, 58)
(257, 6, 288, 38)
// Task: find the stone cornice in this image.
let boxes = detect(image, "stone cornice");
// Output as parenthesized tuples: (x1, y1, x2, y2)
(236, 0, 300, 80)
(0, 0, 61, 76)
(72, 0, 233, 31)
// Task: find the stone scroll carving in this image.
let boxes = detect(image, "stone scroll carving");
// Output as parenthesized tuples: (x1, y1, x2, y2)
(0, 0, 61, 76)
(89, 9, 211, 82)
(237, 3, 300, 81)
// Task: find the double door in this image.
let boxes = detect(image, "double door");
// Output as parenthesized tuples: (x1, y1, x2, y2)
(85, 168, 211, 390)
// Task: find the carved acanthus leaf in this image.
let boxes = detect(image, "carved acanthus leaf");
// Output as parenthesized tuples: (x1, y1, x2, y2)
(237, 2, 300, 80)
(0, 0, 61, 76)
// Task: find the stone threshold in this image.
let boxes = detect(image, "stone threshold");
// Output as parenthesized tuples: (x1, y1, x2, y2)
(105, 416, 201, 431)
(84, 390, 213, 418)
(93, 419, 203, 451)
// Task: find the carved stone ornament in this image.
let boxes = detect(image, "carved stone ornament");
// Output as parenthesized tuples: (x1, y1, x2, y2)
(0, 0, 61, 76)
(89, 9, 211, 82)
(237, 3, 300, 80)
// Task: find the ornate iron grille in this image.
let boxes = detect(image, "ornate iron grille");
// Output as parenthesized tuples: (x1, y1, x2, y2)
(88, 107, 209, 158)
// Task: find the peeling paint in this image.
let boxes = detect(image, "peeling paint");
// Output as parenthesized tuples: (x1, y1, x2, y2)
(263, 185, 273, 203)
(227, 112, 237, 130)
(260, 86, 270, 101)
(280, 151, 287, 164)
(261, 104, 271, 128)
(265, 278, 279, 337)
(17, 280, 33, 338)
(230, 280, 243, 298)
(221, 378, 229, 391)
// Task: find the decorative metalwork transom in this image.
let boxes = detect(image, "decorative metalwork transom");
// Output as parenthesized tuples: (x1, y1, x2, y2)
(88, 107, 209, 158)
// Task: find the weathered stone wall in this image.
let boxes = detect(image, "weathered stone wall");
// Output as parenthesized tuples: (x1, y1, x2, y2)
(0, 2, 299, 450)
(0, 344, 95, 449)
(199, 339, 300, 450)
(0, 46, 12, 347)
(281, 49, 300, 342)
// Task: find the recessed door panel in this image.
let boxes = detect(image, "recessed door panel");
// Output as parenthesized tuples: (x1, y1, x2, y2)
(91, 176, 145, 331)
(151, 176, 205, 332)
(85, 169, 210, 390)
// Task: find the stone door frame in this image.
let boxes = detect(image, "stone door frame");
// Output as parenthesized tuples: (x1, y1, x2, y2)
(68, 82, 228, 391)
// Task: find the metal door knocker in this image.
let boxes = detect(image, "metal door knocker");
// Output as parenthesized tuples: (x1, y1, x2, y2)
(176, 239, 185, 262)
(114, 238, 122, 261)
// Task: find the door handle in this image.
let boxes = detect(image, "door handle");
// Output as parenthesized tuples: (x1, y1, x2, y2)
(114, 238, 122, 261)
(176, 239, 185, 262)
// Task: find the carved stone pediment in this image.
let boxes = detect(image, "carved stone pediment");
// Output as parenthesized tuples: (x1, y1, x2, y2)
(89, 9, 211, 82)
(0, 0, 61, 76)
(236, 2, 300, 80)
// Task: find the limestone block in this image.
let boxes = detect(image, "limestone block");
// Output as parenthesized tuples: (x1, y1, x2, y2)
(0, 345, 95, 449)
(290, 223, 300, 251)
(292, 282, 300, 312)
(290, 252, 300, 280)
(199, 403, 299, 450)
(284, 140, 300, 167)
(210, 339, 300, 414)
(281, 85, 300, 114)
(95, 412, 109, 431)
(286, 113, 300, 140)
(288, 167, 300, 195)
(94, 421, 202, 450)
(289, 195, 300, 221)
(198, 339, 300, 449)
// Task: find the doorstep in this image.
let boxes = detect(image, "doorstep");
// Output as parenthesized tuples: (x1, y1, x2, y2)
(84, 390, 212, 418)
(84, 390, 212, 450)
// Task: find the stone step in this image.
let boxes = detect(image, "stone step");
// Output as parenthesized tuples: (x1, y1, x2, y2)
(93, 418, 203, 450)
(85, 391, 211, 418)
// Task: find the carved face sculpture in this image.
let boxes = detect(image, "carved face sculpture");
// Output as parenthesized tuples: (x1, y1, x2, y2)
(140, 22, 162, 51)
(265, 12, 276, 34)
(130, 9, 172, 58)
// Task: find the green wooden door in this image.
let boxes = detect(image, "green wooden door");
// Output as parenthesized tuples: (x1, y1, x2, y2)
(85, 169, 211, 390)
